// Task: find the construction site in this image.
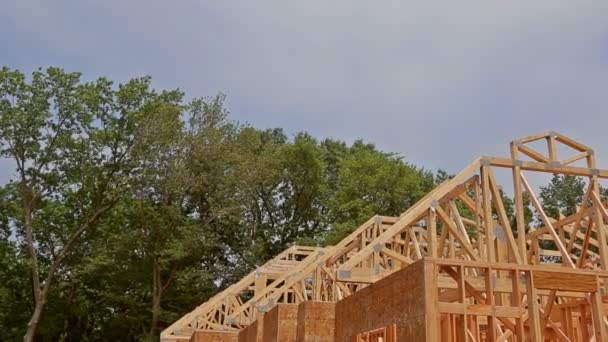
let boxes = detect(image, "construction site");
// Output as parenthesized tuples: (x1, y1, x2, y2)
(161, 131, 608, 342)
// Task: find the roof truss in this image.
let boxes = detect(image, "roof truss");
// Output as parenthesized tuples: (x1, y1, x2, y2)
(162, 131, 608, 341)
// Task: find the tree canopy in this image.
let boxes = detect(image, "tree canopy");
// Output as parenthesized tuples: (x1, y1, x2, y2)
(0, 67, 439, 341)
(1, 67, 602, 341)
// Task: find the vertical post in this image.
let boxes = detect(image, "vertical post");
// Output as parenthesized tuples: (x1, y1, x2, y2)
(562, 307, 572, 339)
(253, 272, 267, 325)
(313, 267, 322, 301)
(587, 152, 608, 271)
(511, 269, 525, 342)
(580, 303, 590, 341)
(485, 267, 496, 341)
(481, 164, 495, 262)
(458, 265, 467, 342)
(448, 231, 456, 259)
(513, 171, 527, 264)
(471, 316, 479, 341)
(474, 179, 484, 260)
(361, 222, 367, 270)
(526, 270, 542, 342)
(372, 219, 379, 268)
(425, 260, 439, 342)
(592, 177, 608, 270)
(547, 135, 557, 161)
(532, 238, 540, 265)
(428, 208, 438, 258)
(591, 290, 606, 341)
(511, 143, 527, 265)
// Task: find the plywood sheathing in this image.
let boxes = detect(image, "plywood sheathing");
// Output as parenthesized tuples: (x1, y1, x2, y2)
(334, 259, 436, 342)
(189, 330, 238, 342)
(238, 312, 265, 342)
(262, 303, 298, 342)
(296, 301, 336, 342)
(237, 325, 248, 342)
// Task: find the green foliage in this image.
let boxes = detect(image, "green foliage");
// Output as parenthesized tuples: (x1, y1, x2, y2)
(0, 67, 442, 341)
(536, 174, 591, 253)
(602, 186, 608, 200)
(539, 175, 586, 219)
(0, 240, 31, 340)
(322, 141, 435, 245)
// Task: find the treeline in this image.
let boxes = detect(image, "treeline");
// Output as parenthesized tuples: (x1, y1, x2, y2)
(0, 67, 600, 341)
(0, 67, 438, 341)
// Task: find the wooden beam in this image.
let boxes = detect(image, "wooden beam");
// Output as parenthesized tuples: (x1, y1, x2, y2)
(428, 209, 438, 258)
(547, 135, 557, 161)
(526, 270, 542, 342)
(511, 144, 527, 264)
(481, 165, 495, 262)
(560, 151, 589, 166)
(512, 131, 550, 144)
(590, 190, 608, 270)
(487, 168, 522, 264)
(532, 271, 596, 292)
(486, 156, 608, 178)
(554, 132, 591, 152)
(518, 144, 550, 163)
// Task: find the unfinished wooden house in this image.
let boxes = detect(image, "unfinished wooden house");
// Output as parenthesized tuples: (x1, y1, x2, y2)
(162, 131, 608, 341)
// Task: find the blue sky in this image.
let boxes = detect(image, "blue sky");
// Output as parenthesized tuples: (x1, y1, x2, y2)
(2, 1, 608, 185)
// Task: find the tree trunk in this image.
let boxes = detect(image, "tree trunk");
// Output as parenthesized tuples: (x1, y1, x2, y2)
(149, 256, 161, 338)
(22, 206, 111, 342)
(24, 297, 45, 342)
(22, 181, 42, 342)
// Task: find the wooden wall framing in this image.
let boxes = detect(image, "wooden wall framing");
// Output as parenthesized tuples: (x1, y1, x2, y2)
(162, 131, 608, 342)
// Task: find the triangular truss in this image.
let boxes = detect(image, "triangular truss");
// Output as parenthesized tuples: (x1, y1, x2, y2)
(162, 131, 608, 341)
(161, 245, 325, 339)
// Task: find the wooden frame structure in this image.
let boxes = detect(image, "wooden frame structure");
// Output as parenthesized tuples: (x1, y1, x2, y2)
(353, 324, 397, 342)
(161, 245, 324, 339)
(162, 131, 608, 341)
(432, 258, 608, 341)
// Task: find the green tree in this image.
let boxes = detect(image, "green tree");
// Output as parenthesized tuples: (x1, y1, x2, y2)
(0, 66, 451, 341)
(323, 141, 434, 244)
(0, 184, 32, 340)
(0, 67, 182, 341)
(117, 93, 190, 339)
(239, 131, 329, 258)
(539, 175, 586, 219)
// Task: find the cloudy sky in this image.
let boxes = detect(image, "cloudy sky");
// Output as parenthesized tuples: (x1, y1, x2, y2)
(2, 1, 608, 183)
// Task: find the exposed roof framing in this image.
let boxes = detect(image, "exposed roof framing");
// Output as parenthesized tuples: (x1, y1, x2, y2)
(162, 131, 608, 341)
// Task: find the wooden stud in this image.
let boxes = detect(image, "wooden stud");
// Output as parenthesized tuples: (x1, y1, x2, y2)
(481, 166, 495, 263)
(428, 208, 438, 258)
(526, 270, 542, 342)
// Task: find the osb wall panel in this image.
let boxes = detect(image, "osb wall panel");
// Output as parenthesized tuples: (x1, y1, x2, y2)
(190, 330, 239, 342)
(254, 313, 266, 342)
(238, 311, 266, 342)
(247, 319, 259, 342)
(334, 259, 430, 342)
(296, 301, 336, 342)
(263, 306, 279, 342)
(238, 325, 249, 342)
(263, 303, 298, 342)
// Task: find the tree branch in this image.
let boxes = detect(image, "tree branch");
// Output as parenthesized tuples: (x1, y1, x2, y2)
(38, 202, 115, 302)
